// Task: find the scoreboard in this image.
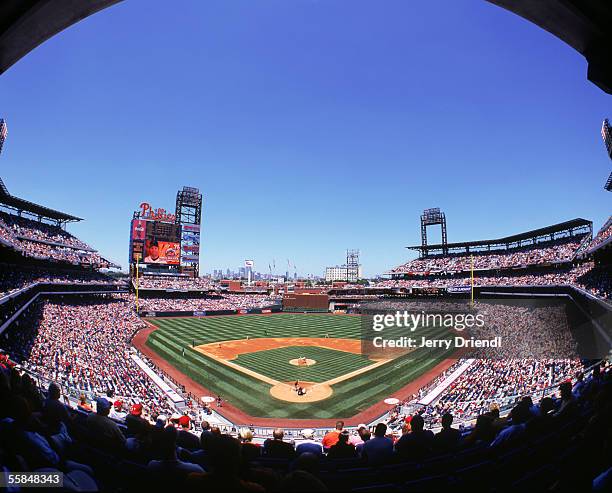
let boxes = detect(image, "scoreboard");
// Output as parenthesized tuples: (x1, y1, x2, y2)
(129, 193, 202, 274)
(130, 218, 181, 265)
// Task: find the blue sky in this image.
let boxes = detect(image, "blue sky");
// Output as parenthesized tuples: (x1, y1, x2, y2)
(0, 0, 609, 277)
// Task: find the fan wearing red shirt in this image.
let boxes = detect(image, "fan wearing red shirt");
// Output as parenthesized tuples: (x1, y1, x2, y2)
(322, 421, 344, 449)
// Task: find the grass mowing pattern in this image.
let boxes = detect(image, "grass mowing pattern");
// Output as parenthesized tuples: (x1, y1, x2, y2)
(145, 314, 454, 419)
(233, 346, 373, 383)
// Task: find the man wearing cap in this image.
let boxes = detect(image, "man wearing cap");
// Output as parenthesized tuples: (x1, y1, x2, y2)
(350, 424, 368, 447)
(355, 426, 371, 456)
(125, 403, 148, 436)
(176, 414, 200, 451)
(145, 240, 163, 263)
(86, 398, 126, 450)
(109, 401, 127, 422)
(295, 429, 323, 457)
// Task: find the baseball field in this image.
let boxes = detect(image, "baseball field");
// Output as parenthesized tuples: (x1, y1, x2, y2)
(142, 313, 455, 420)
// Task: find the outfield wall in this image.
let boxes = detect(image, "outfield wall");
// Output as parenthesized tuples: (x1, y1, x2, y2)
(138, 305, 282, 318)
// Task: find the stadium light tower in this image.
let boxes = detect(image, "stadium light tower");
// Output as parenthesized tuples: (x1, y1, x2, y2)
(175, 186, 203, 277)
(421, 208, 448, 256)
(346, 249, 360, 282)
(601, 119, 612, 192)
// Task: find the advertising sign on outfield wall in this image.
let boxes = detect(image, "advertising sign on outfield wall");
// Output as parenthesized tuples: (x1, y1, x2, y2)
(447, 286, 472, 294)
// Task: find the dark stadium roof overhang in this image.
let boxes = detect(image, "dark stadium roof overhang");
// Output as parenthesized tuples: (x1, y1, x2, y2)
(0, 1, 609, 94)
(486, 0, 612, 94)
(0, 177, 81, 223)
(0, 0, 122, 75)
(408, 218, 593, 256)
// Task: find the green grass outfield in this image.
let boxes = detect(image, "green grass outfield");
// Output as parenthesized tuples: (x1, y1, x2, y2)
(146, 313, 454, 419)
(234, 346, 374, 383)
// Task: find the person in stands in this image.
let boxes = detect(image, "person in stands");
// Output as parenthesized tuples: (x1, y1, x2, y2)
(109, 400, 127, 421)
(147, 425, 204, 476)
(77, 394, 93, 413)
(361, 423, 393, 465)
(296, 429, 323, 457)
(186, 434, 264, 492)
(394, 414, 434, 460)
(239, 428, 262, 461)
(433, 412, 462, 453)
(86, 398, 126, 451)
(176, 415, 200, 451)
(263, 428, 295, 459)
(322, 420, 344, 449)
(126, 402, 148, 435)
(42, 382, 71, 434)
(327, 430, 358, 459)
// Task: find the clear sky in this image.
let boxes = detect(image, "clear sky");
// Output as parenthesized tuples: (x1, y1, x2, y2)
(0, 0, 609, 277)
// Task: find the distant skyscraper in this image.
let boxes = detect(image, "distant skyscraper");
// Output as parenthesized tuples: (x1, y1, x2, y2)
(0, 119, 7, 156)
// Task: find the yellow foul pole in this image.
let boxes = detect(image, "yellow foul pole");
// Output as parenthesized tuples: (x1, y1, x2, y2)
(136, 257, 140, 313)
(470, 255, 474, 307)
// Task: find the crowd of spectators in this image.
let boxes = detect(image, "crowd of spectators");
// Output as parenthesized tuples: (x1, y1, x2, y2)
(588, 216, 612, 252)
(0, 211, 93, 250)
(1, 354, 609, 491)
(468, 302, 579, 359)
(135, 277, 216, 291)
(18, 241, 108, 266)
(417, 359, 584, 426)
(0, 266, 122, 299)
(138, 294, 281, 312)
(0, 211, 108, 267)
(374, 262, 612, 300)
(576, 265, 612, 300)
(390, 236, 583, 275)
(0, 296, 177, 418)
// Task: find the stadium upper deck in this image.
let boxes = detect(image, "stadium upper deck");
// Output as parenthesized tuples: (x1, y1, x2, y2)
(406, 218, 592, 258)
(392, 219, 592, 275)
(0, 176, 118, 269)
(588, 216, 612, 254)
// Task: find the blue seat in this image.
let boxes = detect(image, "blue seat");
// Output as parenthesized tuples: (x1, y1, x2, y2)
(352, 484, 402, 492)
(511, 465, 556, 491)
(404, 474, 448, 492)
(450, 460, 494, 490)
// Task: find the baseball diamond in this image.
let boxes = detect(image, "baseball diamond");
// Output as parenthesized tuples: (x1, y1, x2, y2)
(143, 313, 456, 419)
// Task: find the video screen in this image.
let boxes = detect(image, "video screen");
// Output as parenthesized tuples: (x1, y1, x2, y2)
(143, 239, 180, 264)
(141, 220, 181, 265)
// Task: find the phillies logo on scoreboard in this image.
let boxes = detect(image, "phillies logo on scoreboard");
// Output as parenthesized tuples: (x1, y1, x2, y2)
(138, 202, 176, 223)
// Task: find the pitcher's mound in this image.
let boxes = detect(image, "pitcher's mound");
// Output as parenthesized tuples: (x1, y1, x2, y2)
(289, 358, 316, 366)
(270, 381, 333, 402)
